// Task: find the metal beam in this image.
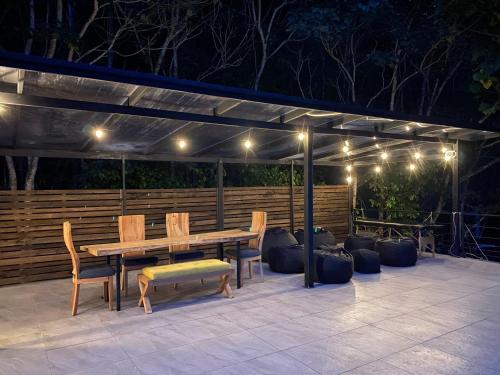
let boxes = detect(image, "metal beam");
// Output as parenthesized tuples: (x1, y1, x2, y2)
(0, 92, 460, 144)
(1, 50, 497, 133)
(303, 127, 314, 288)
(0, 147, 345, 166)
(17, 69, 25, 95)
(147, 99, 245, 155)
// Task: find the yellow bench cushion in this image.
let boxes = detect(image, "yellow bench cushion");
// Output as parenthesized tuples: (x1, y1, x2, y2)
(142, 259, 231, 280)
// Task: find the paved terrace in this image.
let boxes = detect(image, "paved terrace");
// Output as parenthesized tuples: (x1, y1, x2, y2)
(1, 255, 500, 375)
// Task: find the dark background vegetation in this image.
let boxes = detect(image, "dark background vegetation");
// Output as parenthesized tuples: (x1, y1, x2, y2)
(0, 0, 498, 217)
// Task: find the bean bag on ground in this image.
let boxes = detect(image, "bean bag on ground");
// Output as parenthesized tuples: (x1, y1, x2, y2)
(314, 249, 353, 284)
(268, 244, 304, 274)
(350, 248, 381, 274)
(261, 227, 298, 263)
(375, 238, 417, 267)
(294, 228, 336, 249)
(344, 234, 376, 252)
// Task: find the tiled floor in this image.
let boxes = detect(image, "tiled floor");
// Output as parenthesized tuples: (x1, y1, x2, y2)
(2, 255, 500, 374)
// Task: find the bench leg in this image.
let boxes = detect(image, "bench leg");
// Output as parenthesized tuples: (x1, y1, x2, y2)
(218, 273, 233, 298)
(139, 280, 152, 314)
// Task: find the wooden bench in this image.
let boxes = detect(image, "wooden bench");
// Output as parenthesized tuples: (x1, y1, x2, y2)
(137, 259, 234, 314)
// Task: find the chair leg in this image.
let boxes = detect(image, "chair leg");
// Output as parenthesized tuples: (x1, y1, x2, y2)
(108, 277, 113, 311)
(238, 260, 244, 287)
(248, 261, 253, 279)
(259, 259, 264, 282)
(200, 278, 204, 285)
(123, 268, 129, 297)
(71, 283, 80, 316)
(120, 266, 125, 291)
(103, 281, 109, 302)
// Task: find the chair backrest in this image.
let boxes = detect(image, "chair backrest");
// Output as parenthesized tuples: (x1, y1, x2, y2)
(249, 211, 267, 251)
(166, 212, 190, 252)
(118, 215, 145, 257)
(63, 221, 80, 276)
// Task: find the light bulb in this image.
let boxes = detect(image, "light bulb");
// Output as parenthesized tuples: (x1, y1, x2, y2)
(244, 140, 252, 149)
(405, 125, 411, 132)
(346, 165, 352, 172)
(94, 129, 105, 139)
(441, 146, 448, 153)
(408, 163, 416, 171)
(414, 152, 421, 160)
(342, 145, 349, 153)
(374, 165, 382, 174)
(344, 140, 350, 146)
(297, 132, 305, 141)
(381, 152, 388, 160)
(346, 176, 352, 184)
(178, 139, 187, 149)
(375, 143, 380, 149)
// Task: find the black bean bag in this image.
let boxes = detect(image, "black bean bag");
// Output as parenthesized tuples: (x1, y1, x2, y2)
(268, 244, 304, 274)
(314, 250, 353, 284)
(350, 249, 381, 274)
(344, 234, 376, 251)
(375, 239, 417, 267)
(262, 227, 298, 263)
(294, 228, 336, 249)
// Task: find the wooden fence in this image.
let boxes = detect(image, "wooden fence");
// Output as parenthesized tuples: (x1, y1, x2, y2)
(0, 185, 348, 286)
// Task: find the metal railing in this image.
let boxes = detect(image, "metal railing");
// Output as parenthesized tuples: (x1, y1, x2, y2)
(462, 213, 500, 262)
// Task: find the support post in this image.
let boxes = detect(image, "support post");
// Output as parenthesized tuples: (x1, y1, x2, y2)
(121, 155, 127, 216)
(303, 127, 314, 288)
(289, 160, 295, 233)
(451, 140, 463, 256)
(348, 179, 353, 235)
(216, 160, 224, 259)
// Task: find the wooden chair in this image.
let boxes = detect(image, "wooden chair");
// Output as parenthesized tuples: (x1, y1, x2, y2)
(63, 221, 114, 316)
(226, 211, 267, 287)
(118, 215, 158, 296)
(165, 212, 205, 287)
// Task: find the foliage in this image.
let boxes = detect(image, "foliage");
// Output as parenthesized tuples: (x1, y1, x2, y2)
(364, 161, 451, 221)
(445, 0, 500, 121)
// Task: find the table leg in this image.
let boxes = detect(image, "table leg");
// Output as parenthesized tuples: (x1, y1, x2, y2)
(115, 254, 121, 311)
(236, 241, 241, 289)
(217, 243, 224, 261)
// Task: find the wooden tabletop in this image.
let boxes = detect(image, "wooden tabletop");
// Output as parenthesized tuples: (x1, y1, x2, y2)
(81, 229, 258, 257)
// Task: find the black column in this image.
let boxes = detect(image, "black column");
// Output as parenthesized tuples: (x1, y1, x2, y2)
(303, 128, 314, 288)
(289, 160, 295, 233)
(216, 160, 224, 260)
(121, 155, 127, 215)
(451, 141, 463, 256)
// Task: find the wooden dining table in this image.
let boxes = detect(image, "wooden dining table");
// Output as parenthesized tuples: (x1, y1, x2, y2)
(80, 229, 258, 311)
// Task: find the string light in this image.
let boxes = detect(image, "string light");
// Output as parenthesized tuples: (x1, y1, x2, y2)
(346, 164, 353, 172)
(342, 145, 349, 153)
(94, 128, 105, 140)
(381, 152, 389, 160)
(344, 140, 350, 146)
(244, 139, 252, 150)
(441, 146, 448, 153)
(414, 152, 421, 160)
(297, 132, 305, 141)
(375, 143, 380, 149)
(407, 163, 416, 171)
(178, 139, 187, 149)
(405, 125, 411, 132)
(374, 165, 382, 174)
(346, 175, 353, 184)
(444, 150, 456, 162)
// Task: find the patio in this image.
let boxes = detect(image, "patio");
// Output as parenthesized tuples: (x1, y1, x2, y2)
(2, 255, 500, 375)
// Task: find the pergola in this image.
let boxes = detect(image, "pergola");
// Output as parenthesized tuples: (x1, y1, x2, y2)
(0, 51, 498, 287)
